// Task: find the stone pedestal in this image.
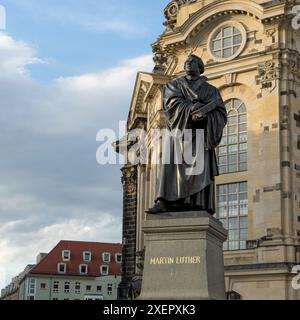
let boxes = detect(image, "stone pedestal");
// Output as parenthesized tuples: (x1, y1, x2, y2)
(139, 211, 228, 300)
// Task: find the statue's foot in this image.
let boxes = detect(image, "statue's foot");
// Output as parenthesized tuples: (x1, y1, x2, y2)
(145, 201, 167, 214)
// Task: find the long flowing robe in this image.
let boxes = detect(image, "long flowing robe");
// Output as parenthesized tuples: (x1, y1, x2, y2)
(155, 75, 227, 213)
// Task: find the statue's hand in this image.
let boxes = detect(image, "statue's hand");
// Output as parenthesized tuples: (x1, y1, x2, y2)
(192, 112, 204, 122)
(191, 102, 203, 113)
(191, 102, 205, 122)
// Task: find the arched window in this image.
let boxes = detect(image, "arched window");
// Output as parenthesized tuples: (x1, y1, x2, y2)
(218, 99, 248, 174)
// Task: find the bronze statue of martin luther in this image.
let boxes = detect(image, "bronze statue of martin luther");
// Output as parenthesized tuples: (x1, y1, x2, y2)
(147, 55, 227, 215)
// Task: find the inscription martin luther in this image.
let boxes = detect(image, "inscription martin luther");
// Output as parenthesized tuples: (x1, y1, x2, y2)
(150, 256, 201, 265)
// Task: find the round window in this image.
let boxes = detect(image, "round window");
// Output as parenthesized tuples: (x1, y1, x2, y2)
(208, 23, 246, 61)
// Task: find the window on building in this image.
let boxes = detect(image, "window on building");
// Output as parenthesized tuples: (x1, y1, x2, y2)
(75, 282, 81, 294)
(64, 282, 70, 293)
(86, 285, 92, 292)
(107, 284, 113, 296)
(97, 285, 102, 292)
(115, 253, 122, 264)
(102, 252, 111, 263)
(79, 264, 88, 275)
(210, 25, 243, 59)
(58, 263, 66, 274)
(100, 265, 109, 276)
(40, 283, 46, 290)
(62, 250, 71, 261)
(28, 278, 36, 297)
(217, 182, 248, 251)
(218, 99, 248, 174)
(53, 281, 59, 293)
(83, 251, 92, 262)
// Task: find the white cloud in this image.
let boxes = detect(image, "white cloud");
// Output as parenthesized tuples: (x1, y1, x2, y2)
(41, 215, 121, 242)
(46, 54, 152, 134)
(0, 31, 153, 288)
(0, 30, 153, 135)
(0, 31, 44, 77)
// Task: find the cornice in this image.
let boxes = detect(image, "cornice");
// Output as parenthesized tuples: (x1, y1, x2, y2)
(154, 0, 287, 54)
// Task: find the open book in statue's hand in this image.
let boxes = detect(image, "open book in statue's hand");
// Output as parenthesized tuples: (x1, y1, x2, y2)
(191, 98, 223, 122)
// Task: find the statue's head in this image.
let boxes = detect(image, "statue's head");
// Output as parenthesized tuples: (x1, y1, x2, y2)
(184, 54, 205, 76)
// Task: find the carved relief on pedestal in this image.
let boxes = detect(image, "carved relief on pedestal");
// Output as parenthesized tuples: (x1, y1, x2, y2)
(256, 60, 281, 93)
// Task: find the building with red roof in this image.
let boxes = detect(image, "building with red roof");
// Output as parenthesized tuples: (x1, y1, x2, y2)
(15, 240, 122, 300)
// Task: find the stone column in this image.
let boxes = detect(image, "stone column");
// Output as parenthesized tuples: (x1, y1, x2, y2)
(118, 165, 138, 300)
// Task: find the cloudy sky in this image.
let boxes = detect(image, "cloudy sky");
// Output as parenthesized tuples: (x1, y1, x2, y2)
(0, 0, 169, 288)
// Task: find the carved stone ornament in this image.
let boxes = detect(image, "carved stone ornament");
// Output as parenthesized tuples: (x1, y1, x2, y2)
(264, 28, 276, 37)
(164, 0, 197, 30)
(152, 46, 168, 74)
(290, 59, 300, 85)
(122, 166, 137, 193)
(256, 60, 281, 93)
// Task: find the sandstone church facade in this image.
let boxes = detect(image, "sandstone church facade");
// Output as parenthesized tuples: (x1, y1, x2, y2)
(116, 0, 300, 300)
